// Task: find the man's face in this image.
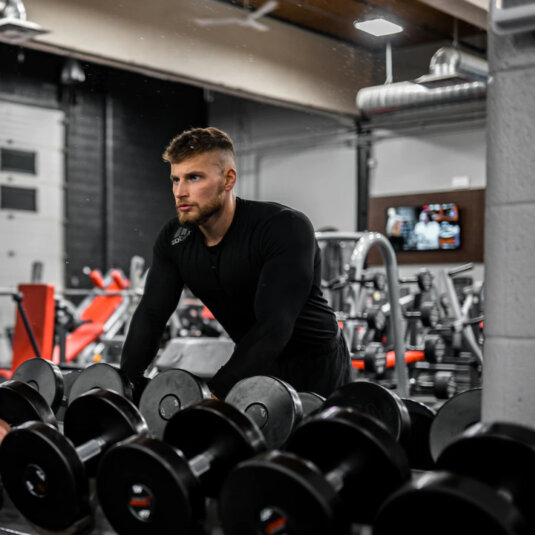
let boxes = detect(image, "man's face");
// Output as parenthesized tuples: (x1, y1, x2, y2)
(170, 151, 232, 226)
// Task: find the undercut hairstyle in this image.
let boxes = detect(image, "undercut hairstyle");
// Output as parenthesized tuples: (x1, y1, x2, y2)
(163, 127, 235, 165)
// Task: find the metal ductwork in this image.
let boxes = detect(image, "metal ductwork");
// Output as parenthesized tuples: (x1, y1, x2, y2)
(356, 47, 488, 116)
(0, 0, 48, 44)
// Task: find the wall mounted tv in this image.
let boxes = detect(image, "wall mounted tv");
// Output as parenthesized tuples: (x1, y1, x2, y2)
(385, 202, 460, 252)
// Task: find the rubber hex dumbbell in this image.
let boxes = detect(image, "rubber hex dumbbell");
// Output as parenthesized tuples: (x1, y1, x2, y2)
(11, 357, 82, 418)
(0, 388, 148, 532)
(97, 398, 267, 534)
(219, 406, 410, 535)
(374, 421, 535, 535)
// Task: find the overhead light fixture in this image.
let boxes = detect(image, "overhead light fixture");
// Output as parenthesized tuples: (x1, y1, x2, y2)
(0, 18, 48, 44)
(0, 0, 48, 45)
(354, 18, 403, 37)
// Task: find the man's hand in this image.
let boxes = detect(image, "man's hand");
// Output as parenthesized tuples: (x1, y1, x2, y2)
(0, 419, 11, 445)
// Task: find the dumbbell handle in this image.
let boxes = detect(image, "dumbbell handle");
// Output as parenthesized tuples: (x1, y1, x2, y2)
(188, 450, 216, 478)
(76, 437, 107, 463)
(325, 467, 344, 493)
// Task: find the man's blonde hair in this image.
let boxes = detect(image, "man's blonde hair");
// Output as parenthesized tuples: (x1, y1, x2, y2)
(163, 127, 235, 164)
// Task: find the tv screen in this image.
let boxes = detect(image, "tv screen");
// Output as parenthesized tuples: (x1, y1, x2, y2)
(385, 202, 460, 252)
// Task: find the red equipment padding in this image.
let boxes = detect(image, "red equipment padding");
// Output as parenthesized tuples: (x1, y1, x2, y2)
(51, 277, 126, 364)
(201, 306, 215, 320)
(352, 349, 425, 369)
(0, 368, 12, 379)
(89, 270, 105, 289)
(111, 269, 130, 289)
(11, 284, 56, 371)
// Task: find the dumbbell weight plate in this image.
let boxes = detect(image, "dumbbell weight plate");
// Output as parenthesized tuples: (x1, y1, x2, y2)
(97, 435, 205, 535)
(298, 392, 325, 418)
(429, 387, 481, 462)
(437, 421, 535, 531)
(0, 380, 57, 428)
(0, 421, 91, 531)
(64, 389, 148, 476)
(68, 363, 133, 404)
(433, 371, 457, 399)
(323, 380, 412, 448)
(287, 407, 410, 524)
(138, 369, 211, 438)
(225, 376, 303, 449)
(220, 450, 346, 535)
(401, 399, 436, 470)
(373, 471, 529, 535)
(12, 358, 64, 413)
(164, 399, 266, 497)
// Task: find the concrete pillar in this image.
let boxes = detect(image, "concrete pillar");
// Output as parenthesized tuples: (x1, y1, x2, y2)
(483, 19, 535, 427)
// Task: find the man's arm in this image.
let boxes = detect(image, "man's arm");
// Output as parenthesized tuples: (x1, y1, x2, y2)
(120, 250, 184, 381)
(208, 210, 316, 397)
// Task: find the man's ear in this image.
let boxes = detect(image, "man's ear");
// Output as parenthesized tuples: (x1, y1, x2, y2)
(224, 167, 237, 190)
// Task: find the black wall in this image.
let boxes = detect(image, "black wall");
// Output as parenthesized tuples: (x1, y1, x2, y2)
(0, 44, 207, 287)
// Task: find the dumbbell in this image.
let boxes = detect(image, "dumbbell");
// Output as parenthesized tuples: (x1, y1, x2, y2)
(97, 398, 267, 534)
(219, 405, 411, 534)
(0, 380, 58, 512)
(67, 361, 133, 404)
(140, 370, 302, 448)
(11, 357, 82, 418)
(410, 369, 457, 400)
(374, 421, 535, 534)
(0, 379, 58, 436)
(321, 380, 435, 469)
(0, 388, 148, 532)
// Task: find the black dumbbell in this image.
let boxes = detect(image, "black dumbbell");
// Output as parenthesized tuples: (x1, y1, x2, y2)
(11, 357, 82, 418)
(0, 388, 148, 532)
(0, 379, 57, 433)
(322, 380, 436, 469)
(97, 398, 267, 534)
(68, 362, 133, 404)
(219, 406, 410, 534)
(410, 370, 457, 400)
(140, 371, 302, 449)
(138, 368, 212, 438)
(374, 421, 535, 535)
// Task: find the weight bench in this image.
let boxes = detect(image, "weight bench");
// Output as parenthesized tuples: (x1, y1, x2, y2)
(51, 269, 131, 365)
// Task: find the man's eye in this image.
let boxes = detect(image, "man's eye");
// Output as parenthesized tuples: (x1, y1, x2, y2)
(189, 175, 201, 181)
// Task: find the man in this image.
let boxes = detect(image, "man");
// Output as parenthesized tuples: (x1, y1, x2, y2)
(120, 127, 351, 398)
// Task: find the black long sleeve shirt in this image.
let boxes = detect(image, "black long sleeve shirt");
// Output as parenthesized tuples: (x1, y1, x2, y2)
(121, 197, 339, 397)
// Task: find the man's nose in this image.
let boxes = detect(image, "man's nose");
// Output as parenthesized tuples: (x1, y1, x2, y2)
(174, 181, 188, 198)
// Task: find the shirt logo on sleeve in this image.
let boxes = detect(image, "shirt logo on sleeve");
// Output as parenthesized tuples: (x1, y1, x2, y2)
(171, 227, 192, 245)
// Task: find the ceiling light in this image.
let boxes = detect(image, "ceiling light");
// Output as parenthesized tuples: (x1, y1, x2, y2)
(354, 18, 403, 37)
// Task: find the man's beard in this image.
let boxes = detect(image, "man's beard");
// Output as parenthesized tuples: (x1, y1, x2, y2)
(176, 191, 225, 227)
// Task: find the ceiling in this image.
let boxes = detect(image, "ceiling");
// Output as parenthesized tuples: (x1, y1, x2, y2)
(219, 0, 488, 53)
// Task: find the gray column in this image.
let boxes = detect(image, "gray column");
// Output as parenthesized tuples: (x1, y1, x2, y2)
(483, 20, 535, 427)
